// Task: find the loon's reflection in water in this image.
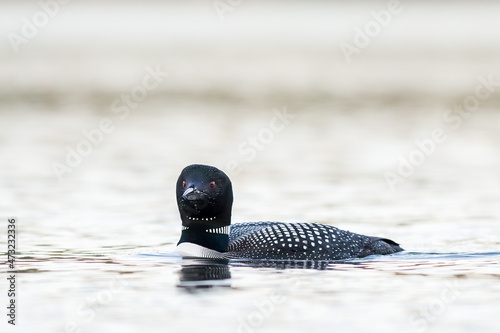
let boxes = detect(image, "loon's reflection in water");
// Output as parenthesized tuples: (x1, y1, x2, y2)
(231, 259, 335, 270)
(177, 258, 362, 290)
(177, 259, 232, 290)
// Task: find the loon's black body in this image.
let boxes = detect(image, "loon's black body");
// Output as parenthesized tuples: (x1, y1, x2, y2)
(176, 164, 403, 260)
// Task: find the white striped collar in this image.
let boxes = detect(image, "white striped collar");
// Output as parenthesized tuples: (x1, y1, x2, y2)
(181, 225, 231, 235)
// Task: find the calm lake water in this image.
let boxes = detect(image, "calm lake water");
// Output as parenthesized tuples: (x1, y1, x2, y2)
(1, 1, 500, 333)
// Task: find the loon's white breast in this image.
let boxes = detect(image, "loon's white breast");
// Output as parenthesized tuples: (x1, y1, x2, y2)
(176, 242, 226, 259)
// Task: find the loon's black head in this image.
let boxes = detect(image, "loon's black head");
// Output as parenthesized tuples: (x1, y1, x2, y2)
(176, 164, 233, 230)
(176, 164, 233, 254)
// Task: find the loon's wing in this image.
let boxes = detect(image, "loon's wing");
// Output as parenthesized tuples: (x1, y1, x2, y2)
(229, 222, 277, 244)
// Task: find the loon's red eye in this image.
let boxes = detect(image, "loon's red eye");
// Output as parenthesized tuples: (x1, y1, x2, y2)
(182, 181, 187, 188)
(209, 181, 216, 189)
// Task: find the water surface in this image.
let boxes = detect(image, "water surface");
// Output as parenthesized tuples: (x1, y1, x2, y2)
(1, 1, 500, 333)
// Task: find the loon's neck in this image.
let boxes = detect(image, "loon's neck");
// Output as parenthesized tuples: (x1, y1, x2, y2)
(177, 226, 230, 252)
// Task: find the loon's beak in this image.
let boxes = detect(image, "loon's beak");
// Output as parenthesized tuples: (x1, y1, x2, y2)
(182, 187, 195, 199)
(182, 187, 206, 201)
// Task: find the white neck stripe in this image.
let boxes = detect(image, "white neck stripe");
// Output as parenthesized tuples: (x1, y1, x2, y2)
(182, 225, 230, 235)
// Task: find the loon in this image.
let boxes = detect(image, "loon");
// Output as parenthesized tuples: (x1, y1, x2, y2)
(175, 164, 403, 260)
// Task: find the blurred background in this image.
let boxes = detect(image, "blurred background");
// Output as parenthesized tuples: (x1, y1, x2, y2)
(1, 1, 500, 333)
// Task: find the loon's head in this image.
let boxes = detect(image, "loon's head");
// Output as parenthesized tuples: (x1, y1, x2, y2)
(176, 164, 233, 255)
(176, 164, 233, 230)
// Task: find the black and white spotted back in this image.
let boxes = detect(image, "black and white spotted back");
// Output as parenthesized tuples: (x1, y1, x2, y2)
(226, 222, 401, 260)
